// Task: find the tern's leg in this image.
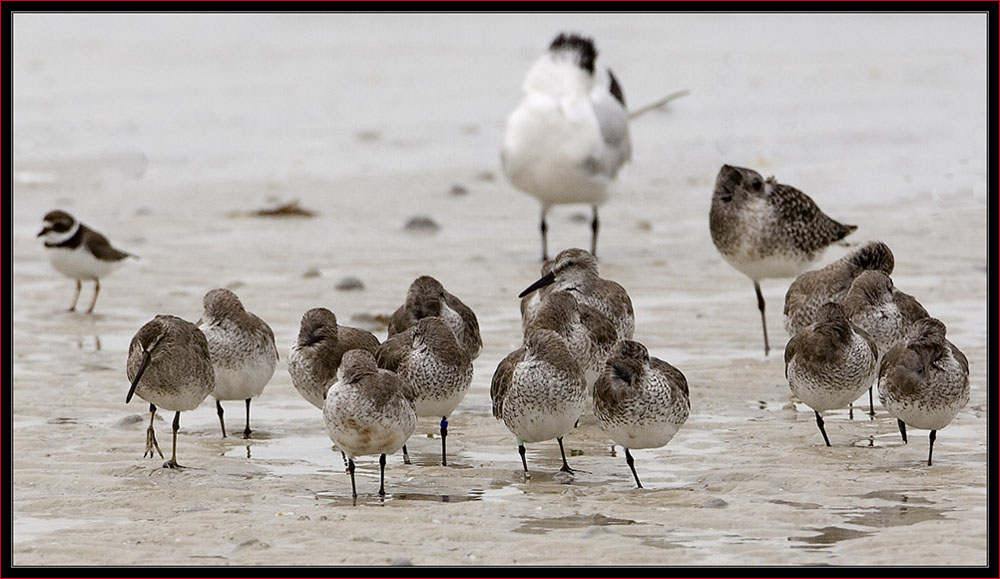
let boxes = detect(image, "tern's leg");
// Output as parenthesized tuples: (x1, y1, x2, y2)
(539, 207, 549, 262)
(754, 281, 770, 356)
(590, 205, 600, 259)
(85, 280, 100, 314)
(144, 403, 164, 459)
(625, 448, 643, 489)
(68, 280, 82, 312)
(216, 399, 227, 438)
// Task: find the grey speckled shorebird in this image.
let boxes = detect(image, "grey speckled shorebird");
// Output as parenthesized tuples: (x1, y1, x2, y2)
(323, 350, 417, 501)
(878, 318, 969, 466)
(125, 315, 215, 468)
(710, 165, 857, 356)
(491, 328, 588, 475)
(376, 316, 473, 466)
(198, 288, 279, 439)
(784, 241, 895, 338)
(387, 276, 482, 361)
(593, 340, 690, 488)
(37, 210, 137, 313)
(525, 289, 618, 394)
(843, 270, 930, 357)
(502, 32, 632, 262)
(287, 308, 380, 410)
(519, 248, 634, 342)
(784, 302, 878, 447)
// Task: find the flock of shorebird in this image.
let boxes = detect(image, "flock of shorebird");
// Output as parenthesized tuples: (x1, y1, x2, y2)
(35, 32, 970, 499)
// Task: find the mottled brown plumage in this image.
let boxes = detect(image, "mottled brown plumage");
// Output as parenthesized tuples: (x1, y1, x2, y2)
(387, 276, 482, 360)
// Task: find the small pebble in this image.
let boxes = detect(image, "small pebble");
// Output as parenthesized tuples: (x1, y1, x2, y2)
(112, 414, 144, 428)
(390, 557, 413, 566)
(302, 267, 321, 279)
(701, 498, 729, 509)
(475, 171, 495, 182)
(404, 216, 440, 233)
(636, 219, 653, 232)
(568, 212, 589, 223)
(335, 276, 365, 291)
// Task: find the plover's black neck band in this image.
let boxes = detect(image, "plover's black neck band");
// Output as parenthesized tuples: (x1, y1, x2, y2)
(44, 225, 83, 250)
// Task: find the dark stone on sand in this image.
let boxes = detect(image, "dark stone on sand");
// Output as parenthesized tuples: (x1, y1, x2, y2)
(335, 276, 365, 291)
(404, 216, 440, 233)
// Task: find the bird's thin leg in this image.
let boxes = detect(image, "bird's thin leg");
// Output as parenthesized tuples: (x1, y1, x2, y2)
(401, 444, 411, 465)
(216, 399, 227, 438)
(590, 205, 600, 259)
(440, 416, 448, 466)
(164, 411, 182, 468)
(557, 437, 574, 473)
(243, 398, 252, 439)
(625, 448, 643, 489)
(815, 411, 831, 447)
(85, 280, 100, 314)
(927, 430, 936, 466)
(897, 419, 908, 443)
(144, 403, 164, 459)
(518, 441, 528, 473)
(378, 453, 387, 497)
(868, 387, 875, 418)
(539, 207, 549, 262)
(68, 280, 82, 312)
(754, 281, 770, 356)
(348, 458, 357, 499)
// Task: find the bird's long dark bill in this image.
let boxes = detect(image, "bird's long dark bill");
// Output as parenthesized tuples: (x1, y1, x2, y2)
(36, 227, 51, 237)
(518, 271, 556, 298)
(126, 350, 151, 404)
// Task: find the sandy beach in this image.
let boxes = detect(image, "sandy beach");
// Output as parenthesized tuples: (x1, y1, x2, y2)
(11, 13, 989, 567)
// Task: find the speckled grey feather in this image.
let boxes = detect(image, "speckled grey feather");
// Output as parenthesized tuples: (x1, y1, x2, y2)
(388, 276, 482, 360)
(126, 315, 215, 412)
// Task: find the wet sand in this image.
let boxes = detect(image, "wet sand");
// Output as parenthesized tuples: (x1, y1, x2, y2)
(11, 13, 988, 566)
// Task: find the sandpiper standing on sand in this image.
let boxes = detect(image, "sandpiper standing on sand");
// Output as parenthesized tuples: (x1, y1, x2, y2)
(502, 32, 631, 261)
(593, 340, 690, 488)
(519, 248, 634, 342)
(287, 308, 381, 410)
(878, 318, 970, 466)
(784, 241, 895, 337)
(784, 302, 878, 446)
(387, 276, 482, 360)
(491, 328, 588, 476)
(323, 350, 417, 501)
(126, 315, 215, 468)
(37, 210, 136, 313)
(376, 316, 473, 466)
(198, 288, 278, 439)
(710, 165, 857, 355)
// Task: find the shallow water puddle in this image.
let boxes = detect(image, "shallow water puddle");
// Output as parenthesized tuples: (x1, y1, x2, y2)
(514, 513, 637, 535)
(314, 486, 522, 507)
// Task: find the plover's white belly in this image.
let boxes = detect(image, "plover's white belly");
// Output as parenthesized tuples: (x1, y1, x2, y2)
(46, 246, 120, 281)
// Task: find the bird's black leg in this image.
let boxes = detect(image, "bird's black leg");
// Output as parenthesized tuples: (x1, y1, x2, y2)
(348, 458, 357, 500)
(85, 280, 100, 314)
(440, 416, 448, 466)
(243, 398, 252, 439)
(401, 445, 411, 465)
(540, 208, 549, 262)
(518, 442, 528, 473)
(216, 399, 227, 438)
(897, 419, 908, 443)
(378, 453, 387, 497)
(815, 411, 831, 447)
(754, 281, 770, 356)
(591, 205, 600, 259)
(868, 387, 875, 418)
(928, 430, 936, 466)
(625, 448, 643, 489)
(557, 437, 574, 473)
